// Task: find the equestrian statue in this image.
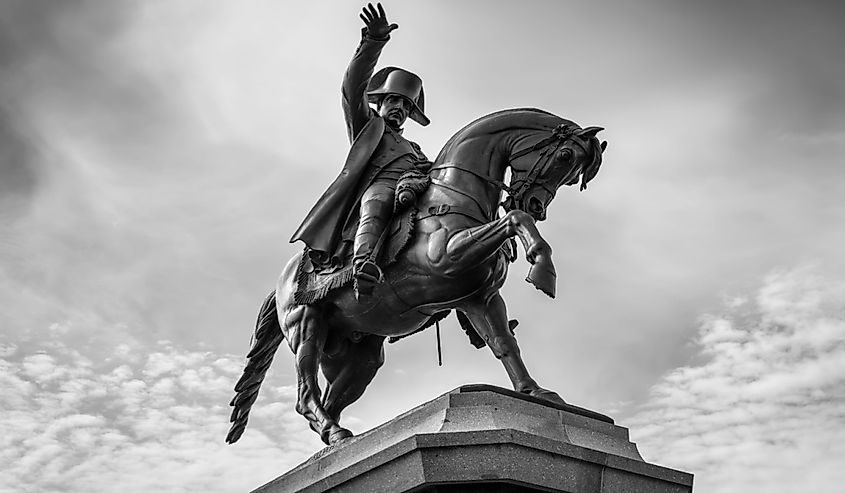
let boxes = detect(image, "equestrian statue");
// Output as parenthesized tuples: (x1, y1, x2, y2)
(227, 3, 607, 446)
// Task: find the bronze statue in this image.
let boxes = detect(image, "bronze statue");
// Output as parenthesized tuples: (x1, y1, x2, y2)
(227, 3, 607, 446)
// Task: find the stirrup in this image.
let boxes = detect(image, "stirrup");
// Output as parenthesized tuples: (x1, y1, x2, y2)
(354, 260, 383, 299)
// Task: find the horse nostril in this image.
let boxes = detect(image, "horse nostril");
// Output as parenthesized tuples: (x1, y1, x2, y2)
(528, 197, 546, 221)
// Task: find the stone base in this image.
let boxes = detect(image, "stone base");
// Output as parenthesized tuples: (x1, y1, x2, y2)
(253, 385, 693, 492)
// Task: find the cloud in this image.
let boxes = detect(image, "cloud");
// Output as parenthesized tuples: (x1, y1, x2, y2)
(0, 0, 136, 208)
(0, 325, 319, 493)
(626, 265, 845, 493)
(0, 108, 39, 217)
(0, 0, 302, 349)
(675, 1, 845, 138)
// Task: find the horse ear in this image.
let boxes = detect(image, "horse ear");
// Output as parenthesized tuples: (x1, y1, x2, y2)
(600, 141, 608, 151)
(578, 126, 604, 140)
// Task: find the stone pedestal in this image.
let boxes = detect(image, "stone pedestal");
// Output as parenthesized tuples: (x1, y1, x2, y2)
(253, 385, 693, 492)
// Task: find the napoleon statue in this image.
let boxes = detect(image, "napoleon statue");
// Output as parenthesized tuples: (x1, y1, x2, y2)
(227, 2, 607, 446)
(290, 3, 430, 299)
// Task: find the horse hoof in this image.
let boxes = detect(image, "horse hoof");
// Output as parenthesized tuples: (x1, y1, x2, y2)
(326, 427, 353, 444)
(529, 388, 567, 406)
(526, 261, 556, 298)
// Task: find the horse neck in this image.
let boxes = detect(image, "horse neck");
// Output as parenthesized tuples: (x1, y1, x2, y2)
(443, 109, 557, 173)
(432, 109, 561, 217)
(433, 129, 517, 216)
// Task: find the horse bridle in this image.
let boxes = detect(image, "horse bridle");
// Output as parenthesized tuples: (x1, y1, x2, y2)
(429, 123, 592, 217)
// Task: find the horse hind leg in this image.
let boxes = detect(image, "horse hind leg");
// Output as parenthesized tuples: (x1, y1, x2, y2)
(462, 292, 566, 405)
(320, 334, 385, 442)
(284, 303, 347, 444)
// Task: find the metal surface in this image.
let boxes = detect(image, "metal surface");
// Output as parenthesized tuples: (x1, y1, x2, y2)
(227, 3, 607, 447)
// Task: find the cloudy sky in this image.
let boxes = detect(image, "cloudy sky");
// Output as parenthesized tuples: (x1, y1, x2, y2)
(2, 1, 844, 491)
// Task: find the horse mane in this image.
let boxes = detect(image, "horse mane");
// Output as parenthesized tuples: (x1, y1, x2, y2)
(447, 107, 572, 142)
(435, 108, 576, 163)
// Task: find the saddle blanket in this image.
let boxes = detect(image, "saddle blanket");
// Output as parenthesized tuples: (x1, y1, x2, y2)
(293, 208, 417, 305)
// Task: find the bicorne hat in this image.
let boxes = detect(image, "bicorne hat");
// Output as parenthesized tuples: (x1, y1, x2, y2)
(367, 67, 430, 126)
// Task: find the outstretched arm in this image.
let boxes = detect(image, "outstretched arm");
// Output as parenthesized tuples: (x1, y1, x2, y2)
(342, 3, 399, 142)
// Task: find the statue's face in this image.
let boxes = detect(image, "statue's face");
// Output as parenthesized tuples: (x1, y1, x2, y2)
(379, 94, 412, 129)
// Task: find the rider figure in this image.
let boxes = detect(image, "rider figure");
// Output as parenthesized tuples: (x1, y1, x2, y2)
(290, 3, 430, 299)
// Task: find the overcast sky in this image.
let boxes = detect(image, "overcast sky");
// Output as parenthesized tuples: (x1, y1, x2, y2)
(2, 1, 844, 492)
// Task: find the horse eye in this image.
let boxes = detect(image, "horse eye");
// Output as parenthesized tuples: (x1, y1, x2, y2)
(559, 148, 573, 162)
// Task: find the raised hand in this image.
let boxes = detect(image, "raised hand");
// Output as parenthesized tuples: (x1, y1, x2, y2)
(360, 3, 398, 39)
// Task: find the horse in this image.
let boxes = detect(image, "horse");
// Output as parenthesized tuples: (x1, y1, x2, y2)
(226, 108, 606, 446)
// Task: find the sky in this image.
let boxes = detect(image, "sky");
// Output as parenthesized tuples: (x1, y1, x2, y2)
(1, 0, 844, 491)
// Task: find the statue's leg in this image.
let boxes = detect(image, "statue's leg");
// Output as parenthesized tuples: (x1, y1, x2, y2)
(320, 334, 385, 442)
(353, 181, 395, 298)
(436, 210, 556, 297)
(284, 303, 345, 444)
(461, 292, 566, 405)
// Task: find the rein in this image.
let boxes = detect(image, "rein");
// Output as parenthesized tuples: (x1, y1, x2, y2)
(429, 164, 515, 196)
(429, 123, 588, 215)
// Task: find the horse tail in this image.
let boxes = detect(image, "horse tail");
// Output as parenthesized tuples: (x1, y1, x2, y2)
(226, 290, 284, 444)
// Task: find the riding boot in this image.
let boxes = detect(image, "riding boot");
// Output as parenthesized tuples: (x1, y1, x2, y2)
(353, 189, 394, 299)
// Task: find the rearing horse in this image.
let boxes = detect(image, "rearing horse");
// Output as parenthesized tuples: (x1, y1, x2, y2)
(227, 108, 606, 445)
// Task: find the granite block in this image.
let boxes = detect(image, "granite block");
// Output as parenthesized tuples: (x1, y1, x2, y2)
(251, 385, 693, 493)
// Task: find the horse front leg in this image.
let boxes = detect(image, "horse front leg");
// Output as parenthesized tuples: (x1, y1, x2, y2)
(440, 210, 556, 297)
(462, 292, 566, 405)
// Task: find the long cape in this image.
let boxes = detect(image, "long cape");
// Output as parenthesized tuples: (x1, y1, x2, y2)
(289, 116, 385, 263)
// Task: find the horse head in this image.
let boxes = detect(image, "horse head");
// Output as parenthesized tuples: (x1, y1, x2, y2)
(503, 124, 607, 221)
